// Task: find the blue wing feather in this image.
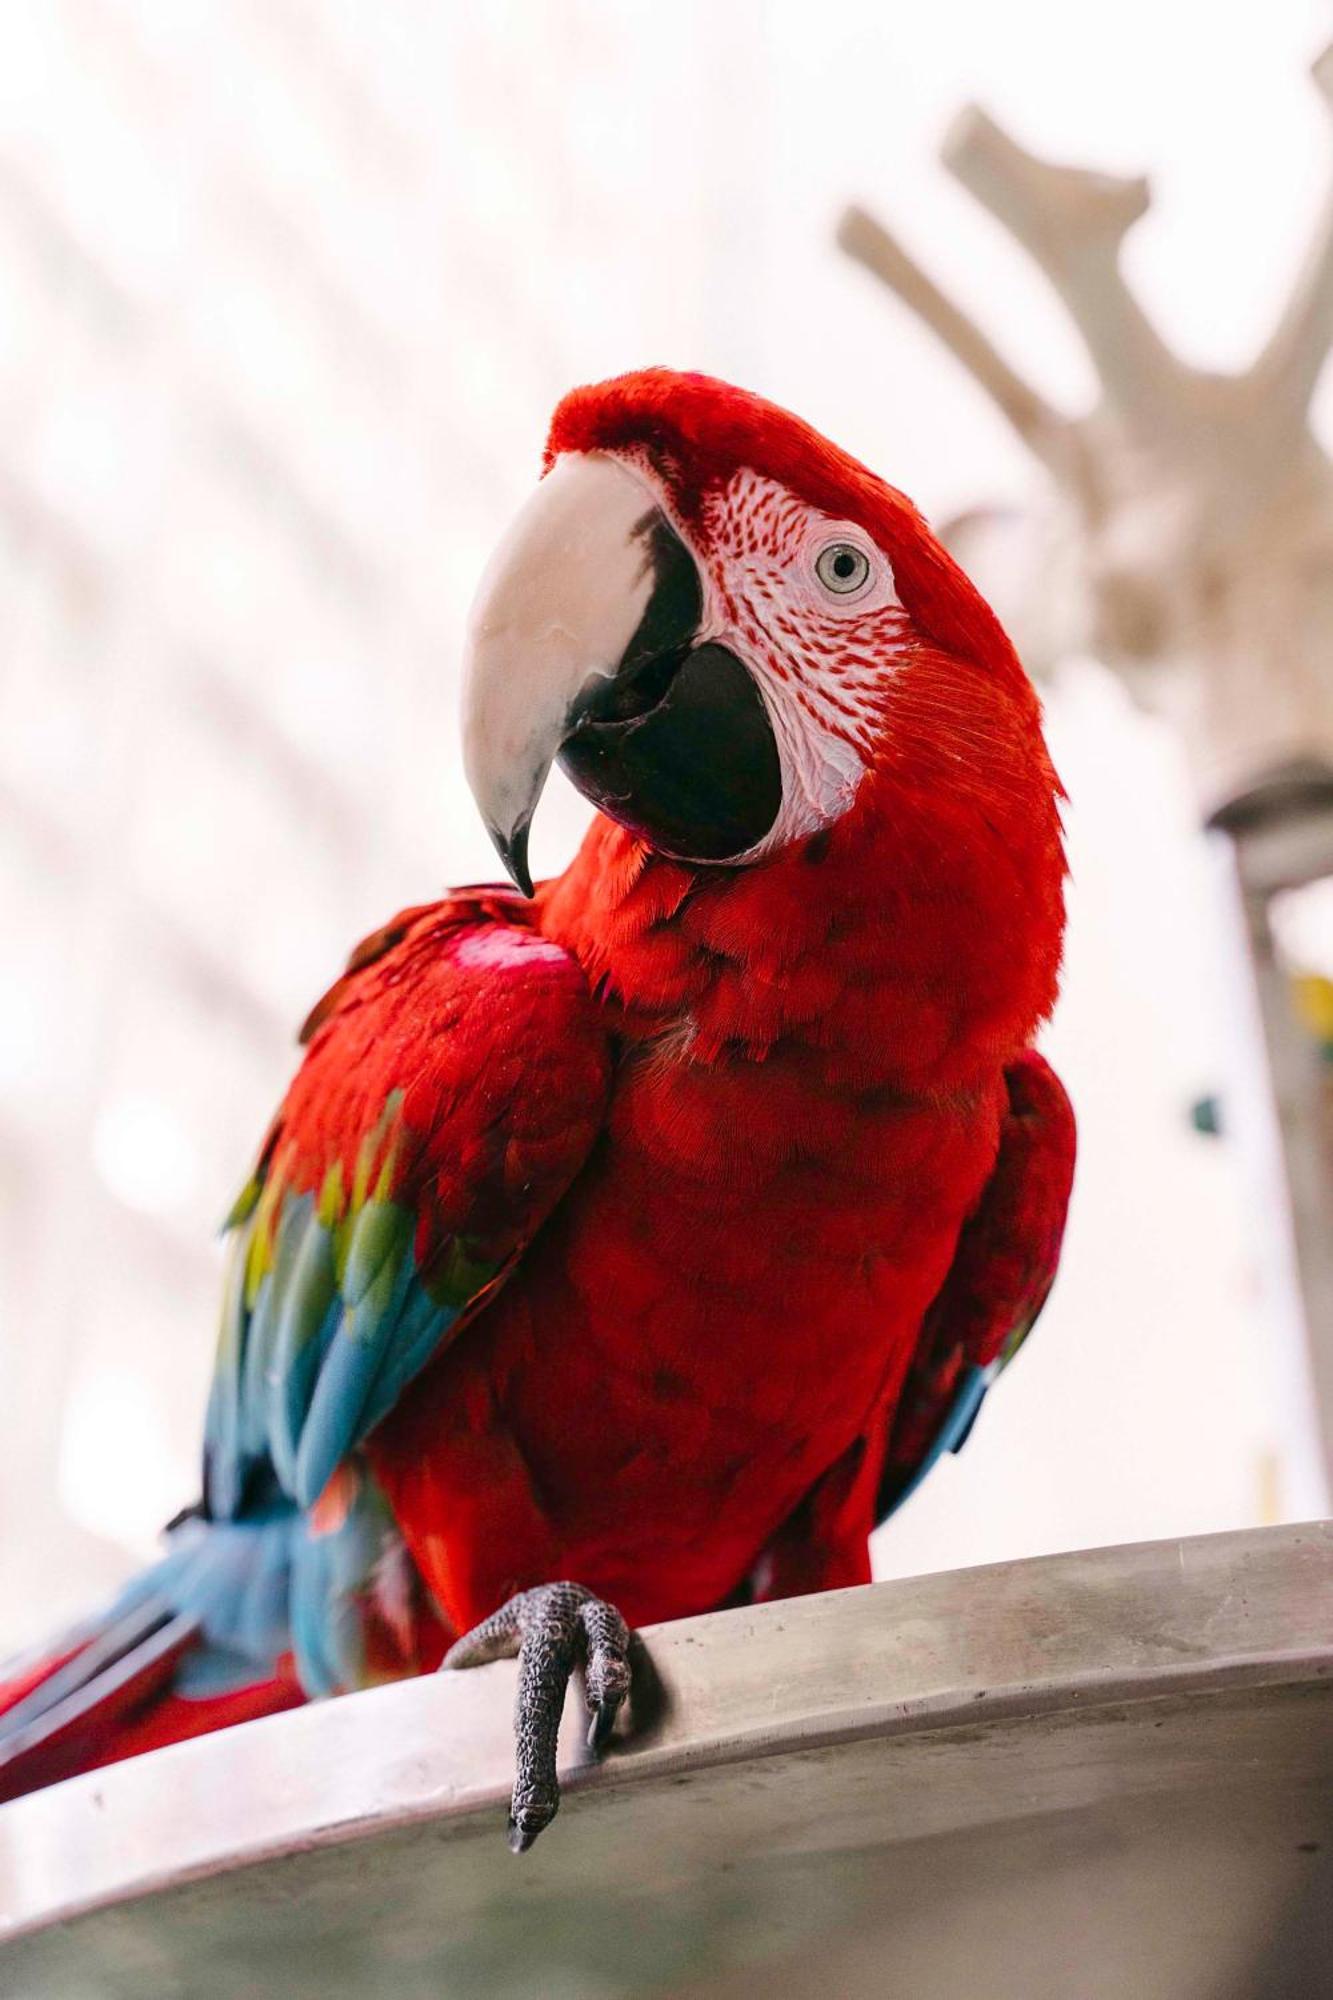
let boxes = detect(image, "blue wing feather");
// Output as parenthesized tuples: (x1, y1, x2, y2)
(877, 1361, 997, 1520)
(206, 1182, 462, 1521)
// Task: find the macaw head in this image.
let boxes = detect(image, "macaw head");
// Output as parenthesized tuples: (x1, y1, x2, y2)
(463, 369, 1063, 912)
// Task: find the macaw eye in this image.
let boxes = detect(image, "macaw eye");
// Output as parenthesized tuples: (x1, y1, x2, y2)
(814, 541, 872, 596)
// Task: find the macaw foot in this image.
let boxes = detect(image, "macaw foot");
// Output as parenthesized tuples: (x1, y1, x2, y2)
(443, 1581, 634, 1853)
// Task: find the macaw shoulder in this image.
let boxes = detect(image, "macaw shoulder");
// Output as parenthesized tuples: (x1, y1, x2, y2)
(264, 887, 612, 1215)
(298, 885, 582, 1046)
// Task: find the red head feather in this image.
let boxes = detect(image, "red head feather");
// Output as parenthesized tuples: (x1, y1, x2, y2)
(543, 368, 1068, 1083)
(547, 368, 1027, 695)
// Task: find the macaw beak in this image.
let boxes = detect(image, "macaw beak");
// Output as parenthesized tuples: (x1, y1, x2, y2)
(462, 452, 782, 893)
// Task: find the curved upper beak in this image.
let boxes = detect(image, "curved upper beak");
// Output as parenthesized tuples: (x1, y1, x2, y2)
(462, 452, 668, 893)
(462, 448, 782, 892)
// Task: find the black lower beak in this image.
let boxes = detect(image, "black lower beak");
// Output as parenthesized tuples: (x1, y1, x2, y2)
(558, 508, 782, 863)
(558, 640, 782, 862)
(475, 494, 784, 891)
(488, 816, 534, 898)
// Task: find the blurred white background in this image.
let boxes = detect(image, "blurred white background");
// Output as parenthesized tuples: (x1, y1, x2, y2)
(0, 0, 1330, 1652)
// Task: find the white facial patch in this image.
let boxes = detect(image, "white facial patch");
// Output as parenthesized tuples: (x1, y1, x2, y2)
(695, 468, 910, 857)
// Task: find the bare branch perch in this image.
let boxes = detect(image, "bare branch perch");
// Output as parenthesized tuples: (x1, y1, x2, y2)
(836, 202, 1066, 462)
(942, 105, 1176, 420)
(1249, 43, 1333, 430)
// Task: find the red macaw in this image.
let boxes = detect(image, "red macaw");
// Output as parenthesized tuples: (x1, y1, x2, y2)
(0, 370, 1074, 1849)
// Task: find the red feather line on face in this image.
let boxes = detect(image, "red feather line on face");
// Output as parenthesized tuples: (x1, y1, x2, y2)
(700, 466, 913, 759)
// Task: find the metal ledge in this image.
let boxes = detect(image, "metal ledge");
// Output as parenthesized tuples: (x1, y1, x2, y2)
(1, 1524, 1330, 1998)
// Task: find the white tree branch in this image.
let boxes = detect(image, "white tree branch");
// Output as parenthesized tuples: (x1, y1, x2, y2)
(836, 202, 1066, 462)
(1249, 43, 1333, 428)
(942, 105, 1178, 421)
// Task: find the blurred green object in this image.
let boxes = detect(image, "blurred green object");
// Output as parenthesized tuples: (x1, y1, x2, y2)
(1189, 1094, 1223, 1138)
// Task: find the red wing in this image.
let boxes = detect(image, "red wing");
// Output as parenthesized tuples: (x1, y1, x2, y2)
(876, 1049, 1076, 1522)
(206, 891, 612, 1517)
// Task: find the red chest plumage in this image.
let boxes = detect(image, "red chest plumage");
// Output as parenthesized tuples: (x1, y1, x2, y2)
(372, 811, 1014, 1631)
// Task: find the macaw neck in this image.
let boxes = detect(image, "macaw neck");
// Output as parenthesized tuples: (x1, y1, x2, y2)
(538, 774, 1064, 1095)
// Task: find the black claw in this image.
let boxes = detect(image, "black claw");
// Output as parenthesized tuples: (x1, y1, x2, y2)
(446, 1580, 637, 1852)
(586, 1702, 618, 1754)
